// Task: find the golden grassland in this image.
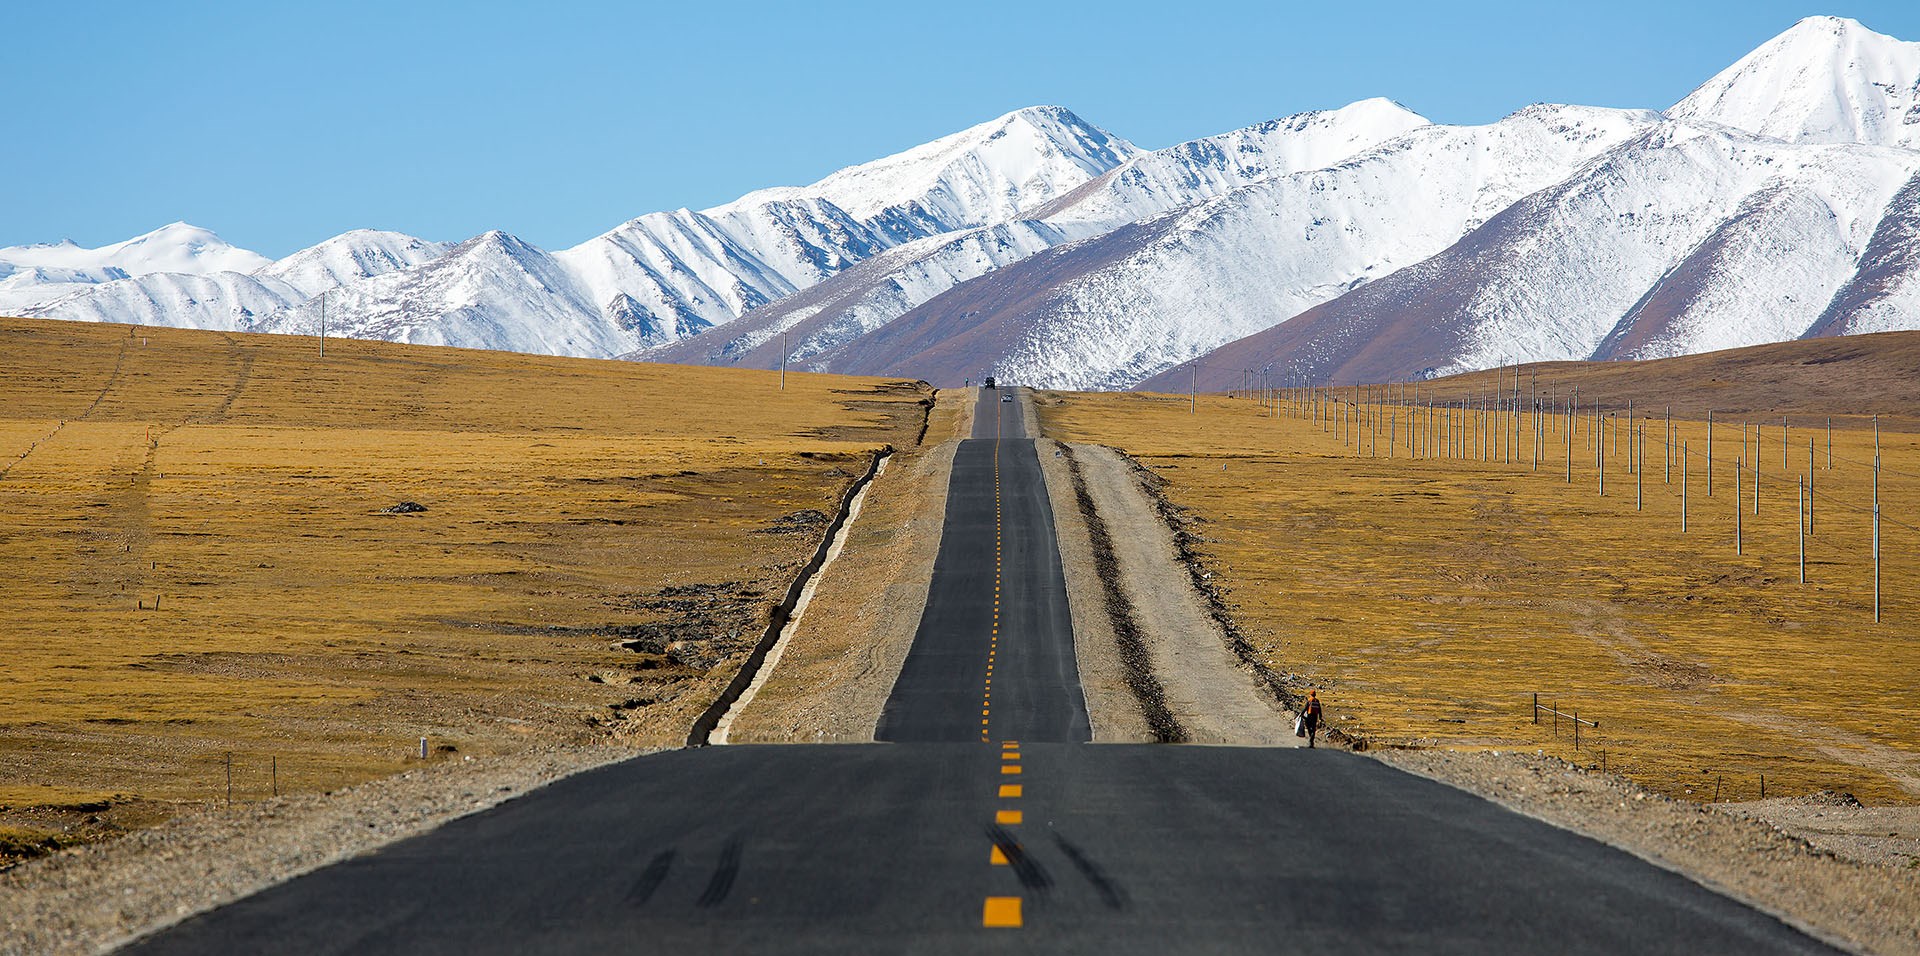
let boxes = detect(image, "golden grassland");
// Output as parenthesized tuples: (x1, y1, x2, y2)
(0, 317, 928, 852)
(1038, 359, 1920, 805)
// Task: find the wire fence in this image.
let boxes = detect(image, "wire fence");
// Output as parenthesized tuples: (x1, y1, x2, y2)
(1206, 368, 1912, 624)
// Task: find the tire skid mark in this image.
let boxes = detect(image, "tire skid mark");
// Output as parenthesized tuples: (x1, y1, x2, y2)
(987, 825, 1049, 894)
(1053, 832, 1127, 910)
(695, 837, 743, 908)
(627, 850, 676, 906)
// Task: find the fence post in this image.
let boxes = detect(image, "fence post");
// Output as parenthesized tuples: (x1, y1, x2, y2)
(1533, 692, 1539, 723)
(225, 752, 233, 809)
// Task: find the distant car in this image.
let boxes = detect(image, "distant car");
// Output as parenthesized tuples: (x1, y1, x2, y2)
(983, 376, 996, 389)
(1001, 395, 1013, 403)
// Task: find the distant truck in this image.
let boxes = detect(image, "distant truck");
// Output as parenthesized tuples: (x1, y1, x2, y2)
(983, 377, 996, 389)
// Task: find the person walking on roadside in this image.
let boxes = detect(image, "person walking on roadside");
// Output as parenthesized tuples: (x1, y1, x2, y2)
(1302, 690, 1324, 748)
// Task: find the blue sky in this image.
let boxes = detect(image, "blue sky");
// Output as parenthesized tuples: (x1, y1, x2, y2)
(6, 1, 1918, 257)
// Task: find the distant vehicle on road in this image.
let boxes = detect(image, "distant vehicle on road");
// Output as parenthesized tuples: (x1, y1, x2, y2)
(1002, 395, 1013, 402)
(983, 377, 996, 389)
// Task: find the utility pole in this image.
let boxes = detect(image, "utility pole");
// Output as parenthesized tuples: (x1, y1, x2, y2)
(318, 291, 326, 358)
(1190, 363, 1196, 414)
(780, 331, 788, 390)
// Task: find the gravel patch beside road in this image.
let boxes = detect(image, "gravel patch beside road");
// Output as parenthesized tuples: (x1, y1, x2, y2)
(1047, 442, 1296, 745)
(1377, 748, 1920, 955)
(0, 743, 646, 956)
(1036, 438, 1155, 742)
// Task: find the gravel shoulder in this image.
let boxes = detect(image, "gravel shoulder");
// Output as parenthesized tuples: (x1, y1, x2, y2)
(1037, 438, 1298, 744)
(722, 389, 975, 741)
(1035, 438, 1154, 742)
(0, 743, 646, 956)
(1377, 748, 1920, 955)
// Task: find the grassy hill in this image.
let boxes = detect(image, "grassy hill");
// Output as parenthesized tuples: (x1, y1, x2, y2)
(1040, 332, 1920, 805)
(0, 317, 929, 862)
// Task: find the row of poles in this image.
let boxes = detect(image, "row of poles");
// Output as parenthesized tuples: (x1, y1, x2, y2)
(1222, 365, 1898, 623)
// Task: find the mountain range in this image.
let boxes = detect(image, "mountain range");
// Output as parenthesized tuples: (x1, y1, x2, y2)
(7, 16, 1919, 390)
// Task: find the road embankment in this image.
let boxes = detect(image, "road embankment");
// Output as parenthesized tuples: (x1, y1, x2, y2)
(720, 388, 976, 741)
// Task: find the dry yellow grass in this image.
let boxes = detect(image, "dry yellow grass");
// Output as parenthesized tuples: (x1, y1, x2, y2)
(0, 317, 927, 852)
(1038, 371, 1920, 805)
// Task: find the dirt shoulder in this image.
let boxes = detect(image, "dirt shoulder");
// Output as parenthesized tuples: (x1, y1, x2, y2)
(1379, 748, 1920, 956)
(1035, 438, 1153, 742)
(0, 743, 642, 956)
(1037, 440, 1295, 744)
(723, 389, 975, 741)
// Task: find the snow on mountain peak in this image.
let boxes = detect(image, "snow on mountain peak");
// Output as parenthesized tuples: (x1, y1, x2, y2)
(255, 229, 453, 297)
(722, 105, 1140, 232)
(1669, 15, 1920, 150)
(1033, 98, 1434, 228)
(1, 221, 269, 279)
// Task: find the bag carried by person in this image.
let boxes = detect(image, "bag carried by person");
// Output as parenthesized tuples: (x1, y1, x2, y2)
(1294, 715, 1305, 737)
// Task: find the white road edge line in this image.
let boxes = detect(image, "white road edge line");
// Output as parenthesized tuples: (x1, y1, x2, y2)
(711, 454, 891, 745)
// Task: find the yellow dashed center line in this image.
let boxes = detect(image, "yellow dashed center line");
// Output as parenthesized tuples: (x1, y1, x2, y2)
(981, 400, 1028, 930)
(983, 896, 1022, 928)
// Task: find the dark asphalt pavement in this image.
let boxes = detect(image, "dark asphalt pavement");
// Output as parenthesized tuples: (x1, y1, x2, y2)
(126, 389, 1838, 954)
(875, 387, 1089, 743)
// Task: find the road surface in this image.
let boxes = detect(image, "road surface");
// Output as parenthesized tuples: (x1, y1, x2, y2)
(876, 385, 1088, 743)
(128, 389, 1836, 954)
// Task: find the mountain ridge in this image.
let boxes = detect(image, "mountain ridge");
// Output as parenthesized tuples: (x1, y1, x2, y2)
(11, 17, 1920, 388)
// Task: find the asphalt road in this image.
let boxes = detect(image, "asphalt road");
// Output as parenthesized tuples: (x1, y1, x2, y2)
(875, 387, 1089, 743)
(127, 388, 1838, 954)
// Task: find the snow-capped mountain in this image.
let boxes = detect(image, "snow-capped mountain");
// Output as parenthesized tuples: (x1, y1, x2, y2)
(257, 230, 454, 297)
(19, 228, 451, 333)
(669, 103, 1651, 387)
(1155, 121, 1920, 390)
(0, 223, 271, 312)
(9, 107, 1137, 355)
(644, 99, 1434, 372)
(734, 104, 1140, 235)
(259, 231, 613, 354)
(1154, 16, 1920, 392)
(1808, 170, 1920, 336)
(1669, 15, 1920, 150)
(247, 106, 1138, 355)
(13, 16, 1920, 386)
(827, 104, 1655, 389)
